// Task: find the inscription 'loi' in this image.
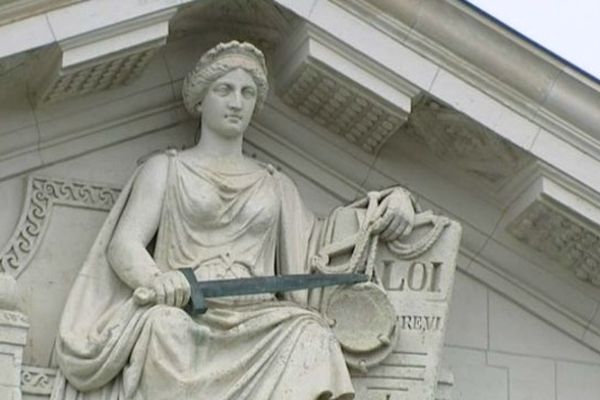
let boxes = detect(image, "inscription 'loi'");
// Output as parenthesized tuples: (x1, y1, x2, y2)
(382, 260, 443, 293)
(400, 315, 442, 331)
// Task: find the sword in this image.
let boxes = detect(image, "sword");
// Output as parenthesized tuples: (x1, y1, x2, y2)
(134, 268, 368, 316)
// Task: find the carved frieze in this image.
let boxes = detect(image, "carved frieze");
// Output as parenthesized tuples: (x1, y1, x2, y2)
(15, 365, 452, 398)
(0, 309, 29, 328)
(0, 176, 120, 277)
(508, 200, 600, 287)
(20, 365, 56, 395)
(400, 97, 533, 188)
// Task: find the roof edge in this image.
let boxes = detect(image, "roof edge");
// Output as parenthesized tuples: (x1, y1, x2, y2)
(353, 0, 600, 148)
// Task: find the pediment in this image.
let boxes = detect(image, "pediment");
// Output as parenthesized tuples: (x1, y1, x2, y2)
(1, 0, 600, 360)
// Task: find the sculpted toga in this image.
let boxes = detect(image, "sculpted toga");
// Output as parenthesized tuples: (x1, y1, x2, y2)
(51, 41, 415, 400)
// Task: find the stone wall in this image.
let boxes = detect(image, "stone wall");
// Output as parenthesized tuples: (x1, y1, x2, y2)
(1, 3, 600, 397)
(444, 271, 600, 399)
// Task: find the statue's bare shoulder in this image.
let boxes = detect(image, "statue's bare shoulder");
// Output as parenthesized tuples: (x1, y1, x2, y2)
(136, 153, 170, 196)
(118, 153, 169, 242)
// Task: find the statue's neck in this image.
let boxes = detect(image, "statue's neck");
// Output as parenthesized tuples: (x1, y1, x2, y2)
(193, 128, 244, 159)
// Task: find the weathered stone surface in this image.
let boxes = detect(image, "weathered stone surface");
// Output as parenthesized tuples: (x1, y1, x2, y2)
(1, 1, 600, 399)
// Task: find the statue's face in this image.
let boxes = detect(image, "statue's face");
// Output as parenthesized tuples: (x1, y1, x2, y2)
(200, 68, 258, 138)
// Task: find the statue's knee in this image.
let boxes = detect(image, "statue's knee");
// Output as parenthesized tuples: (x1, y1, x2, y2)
(146, 305, 190, 327)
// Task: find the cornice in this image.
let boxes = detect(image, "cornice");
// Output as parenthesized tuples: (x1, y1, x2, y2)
(0, 0, 194, 104)
(333, 0, 600, 165)
(0, 0, 78, 26)
(0, 0, 195, 59)
(274, 22, 421, 153)
(505, 165, 600, 289)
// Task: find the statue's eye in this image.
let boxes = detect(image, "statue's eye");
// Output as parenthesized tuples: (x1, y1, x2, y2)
(242, 87, 256, 99)
(213, 84, 231, 96)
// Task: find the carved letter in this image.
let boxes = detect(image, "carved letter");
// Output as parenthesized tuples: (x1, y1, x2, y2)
(407, 262, 428, 291)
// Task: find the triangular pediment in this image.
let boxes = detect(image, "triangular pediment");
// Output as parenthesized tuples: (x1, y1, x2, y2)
(1, 0, 600, 373)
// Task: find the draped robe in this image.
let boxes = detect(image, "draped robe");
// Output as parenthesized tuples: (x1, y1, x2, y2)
(51, 152, 354, 400)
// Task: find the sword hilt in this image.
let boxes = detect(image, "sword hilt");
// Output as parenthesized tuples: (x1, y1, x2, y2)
(179, 268, 207, 316)
(132, 268, 206, 315)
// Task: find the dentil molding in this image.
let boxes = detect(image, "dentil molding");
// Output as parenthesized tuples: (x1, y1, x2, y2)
(0, 175, 120, 277)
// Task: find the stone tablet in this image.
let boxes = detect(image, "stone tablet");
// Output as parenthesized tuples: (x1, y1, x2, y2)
(352, 216, 460, 400)
(314, 204, 461, 400)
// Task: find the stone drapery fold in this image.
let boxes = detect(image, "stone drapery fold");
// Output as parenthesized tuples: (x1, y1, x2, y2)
(51, 152, 353, 400)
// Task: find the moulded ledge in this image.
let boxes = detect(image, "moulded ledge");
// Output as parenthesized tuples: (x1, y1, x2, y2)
(505, 164, 600, 289)
(273, 21, 421, 154)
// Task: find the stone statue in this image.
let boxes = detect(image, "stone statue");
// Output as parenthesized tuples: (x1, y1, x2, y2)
(50, 41, 417, 400)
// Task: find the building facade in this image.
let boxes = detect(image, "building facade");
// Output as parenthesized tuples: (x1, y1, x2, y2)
(0, 0, 599, 399)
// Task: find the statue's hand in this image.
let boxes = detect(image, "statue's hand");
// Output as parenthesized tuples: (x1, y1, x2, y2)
(148, 270, 191, 308)
(372, 188, 415, 241)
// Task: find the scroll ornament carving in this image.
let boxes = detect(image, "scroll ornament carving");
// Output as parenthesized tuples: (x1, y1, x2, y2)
(0, 176, 121, 277)
(21, 366, 57, 395)
(0, 309, 28, 327)
(508, 201, 600, 287)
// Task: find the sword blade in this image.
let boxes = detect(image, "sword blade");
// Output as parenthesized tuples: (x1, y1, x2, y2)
(196, 273, 368, 298)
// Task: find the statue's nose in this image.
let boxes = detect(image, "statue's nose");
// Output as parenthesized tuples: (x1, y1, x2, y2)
(228, 91, 243, 110)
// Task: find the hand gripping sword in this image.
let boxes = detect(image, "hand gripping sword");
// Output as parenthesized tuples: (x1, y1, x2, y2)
(134, 268, 368, 316)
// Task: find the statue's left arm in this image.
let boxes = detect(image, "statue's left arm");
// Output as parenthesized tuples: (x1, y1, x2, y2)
(276, 172, 416, 304)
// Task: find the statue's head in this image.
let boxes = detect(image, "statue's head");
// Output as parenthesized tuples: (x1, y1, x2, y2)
(182, 41, 269, 119)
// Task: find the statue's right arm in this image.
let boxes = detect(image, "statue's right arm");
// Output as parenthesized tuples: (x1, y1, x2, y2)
(107, 154, 168, 290)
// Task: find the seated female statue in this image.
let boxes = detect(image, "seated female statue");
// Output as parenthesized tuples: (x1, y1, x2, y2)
(51, 41, 415, 400)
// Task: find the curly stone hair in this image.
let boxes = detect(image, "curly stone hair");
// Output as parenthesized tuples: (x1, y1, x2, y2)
(182, 41, 269, 118)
